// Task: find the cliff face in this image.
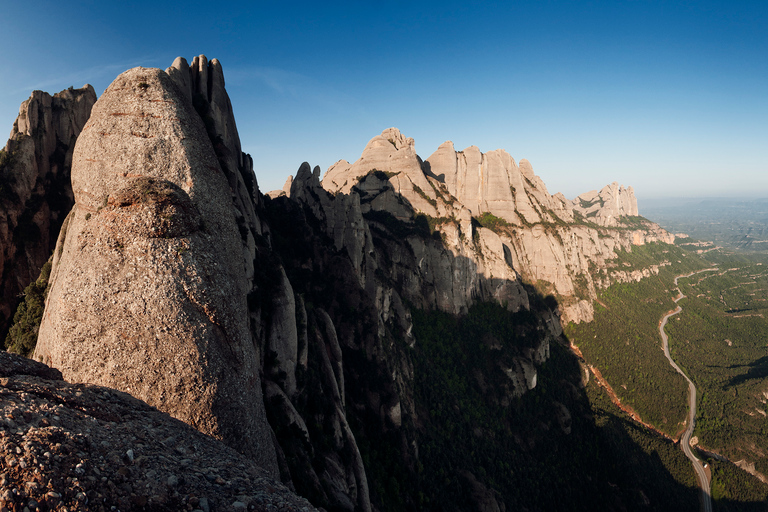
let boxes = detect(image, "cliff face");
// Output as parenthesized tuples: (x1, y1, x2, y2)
(0, 86, 96, 338)
(319, 128, 673, 324)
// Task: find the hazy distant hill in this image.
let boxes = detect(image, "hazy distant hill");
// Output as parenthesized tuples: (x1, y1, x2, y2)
(642, 198, 768, 252)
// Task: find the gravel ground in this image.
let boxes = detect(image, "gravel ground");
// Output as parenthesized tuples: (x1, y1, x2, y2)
(0, 352, 317, 512)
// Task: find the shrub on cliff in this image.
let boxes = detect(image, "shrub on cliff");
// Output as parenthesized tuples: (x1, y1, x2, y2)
(4, 258, 51, 356)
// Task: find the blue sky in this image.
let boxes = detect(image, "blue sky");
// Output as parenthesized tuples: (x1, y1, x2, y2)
(1, 1, 766, 203)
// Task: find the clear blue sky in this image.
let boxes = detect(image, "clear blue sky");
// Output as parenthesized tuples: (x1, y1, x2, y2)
(1, 1, 766, 202)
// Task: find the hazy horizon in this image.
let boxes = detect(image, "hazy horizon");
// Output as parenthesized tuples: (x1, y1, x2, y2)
(1, 1, 766, 200)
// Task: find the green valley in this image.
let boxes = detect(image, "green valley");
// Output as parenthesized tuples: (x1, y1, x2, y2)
(568, 241, 768, 508)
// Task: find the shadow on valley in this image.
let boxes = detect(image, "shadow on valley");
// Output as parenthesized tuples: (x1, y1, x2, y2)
(259, 174, 735, 512)
(723, 355, 768, 388)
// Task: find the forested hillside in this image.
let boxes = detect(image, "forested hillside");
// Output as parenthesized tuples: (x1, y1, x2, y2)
(568, 241, 768, 508)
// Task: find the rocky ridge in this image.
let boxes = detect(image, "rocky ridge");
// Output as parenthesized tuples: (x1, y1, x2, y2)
(0, 85, 97, 338)
(572, 182, 639, 226)
(317, 128, 673, 324)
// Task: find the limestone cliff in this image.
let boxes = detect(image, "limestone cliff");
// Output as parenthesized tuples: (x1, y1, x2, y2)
(318, 128, 673, 324)
(32, 66, 278, 476)
(0, 86, 96, 338)
(572, 181, 639, 226)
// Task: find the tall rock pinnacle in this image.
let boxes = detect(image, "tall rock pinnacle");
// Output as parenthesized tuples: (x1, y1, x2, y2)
(0, 85, 96, 338)
(33, 66, 278, 476)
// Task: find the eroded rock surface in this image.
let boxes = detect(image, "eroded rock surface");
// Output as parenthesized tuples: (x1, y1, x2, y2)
(33, 66, 278, 476)
(572, 181, 639, 226)
(1, 63, 684, 512)
(315, 128, 673, 324)
(0, 352, 315, 512)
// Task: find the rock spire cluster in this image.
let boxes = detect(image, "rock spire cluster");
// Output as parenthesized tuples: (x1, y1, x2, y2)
(316, 128, 672, 323)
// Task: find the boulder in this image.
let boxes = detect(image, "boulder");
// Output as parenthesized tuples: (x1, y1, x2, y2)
(0, 352, 315, 511)
(33, 66, 278, 476)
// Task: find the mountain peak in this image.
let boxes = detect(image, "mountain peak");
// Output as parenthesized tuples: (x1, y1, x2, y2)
(375, 127, 414, 151)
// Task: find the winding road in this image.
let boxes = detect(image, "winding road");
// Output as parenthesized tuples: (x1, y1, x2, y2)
(659, 271, 714, 512)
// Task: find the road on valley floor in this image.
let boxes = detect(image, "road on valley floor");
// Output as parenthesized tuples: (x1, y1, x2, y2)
(659, 271, 715, 512)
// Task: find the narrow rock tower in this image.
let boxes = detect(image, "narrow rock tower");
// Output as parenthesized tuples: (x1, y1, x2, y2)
(33, 66, 278, 476)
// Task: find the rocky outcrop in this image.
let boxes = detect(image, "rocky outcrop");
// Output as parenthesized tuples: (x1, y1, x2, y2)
(33, 66, 278, 476)
(315, 128, 673, 324)
(424, 141, 572, 225)
(323, 128, 443, 217)
(166, 55, 264, 282)
(0, 352, 316, 512)
(301, 162, 531, 315)
(459, 471, 506, 512)
(572, 181, 639, 226)
(0, 85, 96, 338)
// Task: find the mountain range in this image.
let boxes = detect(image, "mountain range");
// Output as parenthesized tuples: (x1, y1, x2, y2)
(0, 55, 732, 511)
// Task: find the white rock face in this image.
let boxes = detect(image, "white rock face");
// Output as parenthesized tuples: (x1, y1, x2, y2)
(572, 181, 639, 226)
(424, 143, 575, 225)
(323, 128, 440, 216)
(314, 128, 674, 324)
(34, 66, 278, 476)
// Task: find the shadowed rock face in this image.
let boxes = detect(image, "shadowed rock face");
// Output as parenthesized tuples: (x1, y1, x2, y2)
(33, 66, 278, 476)
(0, 85, 96, 337)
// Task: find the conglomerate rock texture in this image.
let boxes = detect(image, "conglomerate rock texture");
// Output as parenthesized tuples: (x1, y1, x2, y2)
(0, 352, 316, 512)
(32, 66, 278, 476)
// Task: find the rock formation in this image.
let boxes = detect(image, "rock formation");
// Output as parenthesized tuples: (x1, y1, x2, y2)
(317, 128, 673, 324)
(0, 351, 315, 512)
(424, 141, 572, 225)
(1, 61, 687, 512)
(32, 66, 278, 476)
(0, 86, 96, 338)
(572, 181, 639, 226)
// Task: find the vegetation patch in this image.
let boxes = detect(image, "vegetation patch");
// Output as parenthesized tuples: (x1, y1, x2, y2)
(666, 252, 768, 475)
(5, 259, 52, 356)
(474, 212, 510, 234)
(411, 184, 437, 209)
(365, 168, 399, 181)
(400, 302, 703, 510)
(566, 243, 709, 436)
